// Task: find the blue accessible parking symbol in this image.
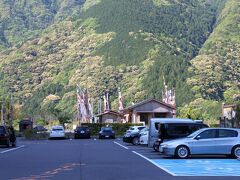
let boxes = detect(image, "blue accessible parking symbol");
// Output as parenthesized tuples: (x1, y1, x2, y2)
(152, 159, 240, 176)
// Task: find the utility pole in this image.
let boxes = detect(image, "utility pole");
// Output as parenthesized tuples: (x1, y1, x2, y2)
(9, 89, 14, 126)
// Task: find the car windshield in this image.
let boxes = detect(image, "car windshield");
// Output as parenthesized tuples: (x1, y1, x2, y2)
(0, 126, 6, 134)
(187, 129, 202, 138)
(140, 127, 148, 133)
(102, 127, 112, 132)
(77, 127, 88, 130)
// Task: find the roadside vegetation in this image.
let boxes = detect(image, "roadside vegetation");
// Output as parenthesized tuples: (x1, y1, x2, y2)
(0, 0, 239, 126)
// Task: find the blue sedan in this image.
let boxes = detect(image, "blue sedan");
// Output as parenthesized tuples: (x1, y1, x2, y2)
(159, 128, 240, 159)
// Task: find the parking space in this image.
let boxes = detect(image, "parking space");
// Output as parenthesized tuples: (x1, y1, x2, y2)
(0, 145, 25, 154)
(115, 139, 240, 176)
(152, 159, 240, 176)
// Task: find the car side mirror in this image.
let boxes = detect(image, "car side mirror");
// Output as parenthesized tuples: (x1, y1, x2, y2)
(195, 135, 201, 140)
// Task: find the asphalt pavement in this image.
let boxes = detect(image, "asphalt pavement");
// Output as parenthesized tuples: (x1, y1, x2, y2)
(0, 138, 239, 180)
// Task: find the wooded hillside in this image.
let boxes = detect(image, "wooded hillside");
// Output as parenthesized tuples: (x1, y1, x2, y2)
(0, 0, 238, 124)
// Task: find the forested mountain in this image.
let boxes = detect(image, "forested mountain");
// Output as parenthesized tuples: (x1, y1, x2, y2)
(182, 0, 240, 122)
(0, 0, 238, 123)
(0, 0, 85, 49)
(189, 0, 240, 101)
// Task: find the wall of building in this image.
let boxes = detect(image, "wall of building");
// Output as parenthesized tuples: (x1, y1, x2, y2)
(101, 114, 120, 123)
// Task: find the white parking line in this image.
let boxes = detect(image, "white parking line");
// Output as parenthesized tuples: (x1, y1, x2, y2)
(0, 145, 25, 154)
(132, 151, 176, 176)
(114, 141, 129, 149)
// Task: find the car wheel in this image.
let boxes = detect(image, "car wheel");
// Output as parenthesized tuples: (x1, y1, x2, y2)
(232, 145, 240, 159)
(132, 137, 139, 145)
(175, 145, 189, 159)
(6, 140, 10, 148)
(12, 142, 16, 147)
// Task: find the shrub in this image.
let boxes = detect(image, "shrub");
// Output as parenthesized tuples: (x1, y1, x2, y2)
(81, 123, 144, 136)
(23, 129, 49, 140)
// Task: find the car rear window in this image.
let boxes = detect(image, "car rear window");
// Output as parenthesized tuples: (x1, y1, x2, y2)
(0, 126, 6, 134)
(77, 127, 88, 130)
(103, 130, 112, 132)
(52, 128, 63, 131)
(218, 129, 238, 138)
(102, 127, 112, 131)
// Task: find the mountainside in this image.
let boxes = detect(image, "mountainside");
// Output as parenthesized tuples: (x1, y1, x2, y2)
(182, 0, 240, 122)
(0, 0, 238, 123)
(189, 0, 240, 102)
(0, 0, 85, 50)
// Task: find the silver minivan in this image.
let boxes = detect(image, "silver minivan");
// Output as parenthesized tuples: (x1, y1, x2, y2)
(148, 118, 207, 149)
(159, 128, 240, 159)
(148, 118, 192, 148)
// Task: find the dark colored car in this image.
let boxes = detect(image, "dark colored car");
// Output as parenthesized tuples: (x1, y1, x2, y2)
(99, 127, 115, 139)
(123, 127, 147, 145)
(0, 125, 16, 147)
(123, 131, 140, 145)
(33, 125, 48, 132)
(74, 126, 91, 139)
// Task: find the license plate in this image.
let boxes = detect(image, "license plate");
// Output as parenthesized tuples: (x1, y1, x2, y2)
(105, 136, 109, 138)
(80, 131, 85, 133)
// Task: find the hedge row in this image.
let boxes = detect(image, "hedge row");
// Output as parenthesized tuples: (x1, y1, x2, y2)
(81, 123, 144, 136)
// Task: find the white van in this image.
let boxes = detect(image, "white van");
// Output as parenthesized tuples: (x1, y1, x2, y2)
(148, 118, 208, 149)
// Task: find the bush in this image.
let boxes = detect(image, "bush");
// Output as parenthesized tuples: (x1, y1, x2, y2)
(23, 129, 49, 140)
(81, 123, 144, 136)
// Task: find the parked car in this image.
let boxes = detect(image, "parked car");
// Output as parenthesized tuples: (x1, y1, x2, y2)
(148, 118, 208, 151)
(74, 126, 91, 139)
(126, 126, 146, 134)
(139, 128, 149, 145)
(33, 125, 48, 132)
(0, 125, 16, 147)
(159, 128, 240, 159)
(99, 127, 115, 139)
(123, 127, 147, 145)
(49, 126, 65, 139)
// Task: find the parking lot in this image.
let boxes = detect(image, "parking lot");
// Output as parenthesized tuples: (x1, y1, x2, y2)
(115, 139, 240, 176)
(0, 138, 240, 179)
(0, 145, 25, 154)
